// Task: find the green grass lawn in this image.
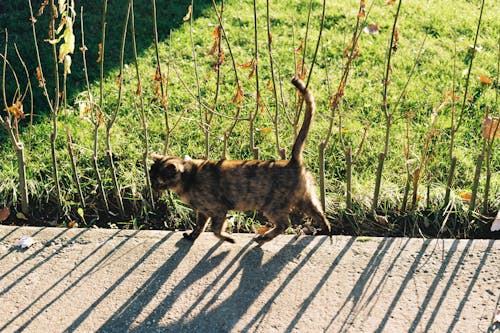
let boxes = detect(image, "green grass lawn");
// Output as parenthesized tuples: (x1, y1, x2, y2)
(0, 0, 498, 238)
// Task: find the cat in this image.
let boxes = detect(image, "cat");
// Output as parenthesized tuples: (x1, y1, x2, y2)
(149, 77, 330, 244)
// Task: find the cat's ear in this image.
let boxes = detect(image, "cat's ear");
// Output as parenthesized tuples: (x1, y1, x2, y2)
(164, 160, 184, 176)
(150, 153, 163, 162)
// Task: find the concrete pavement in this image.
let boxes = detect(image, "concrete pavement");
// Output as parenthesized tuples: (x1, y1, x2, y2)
(0, 226, 499, 332)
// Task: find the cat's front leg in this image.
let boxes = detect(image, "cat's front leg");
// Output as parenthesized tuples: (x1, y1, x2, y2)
(183, 212, 209, 241)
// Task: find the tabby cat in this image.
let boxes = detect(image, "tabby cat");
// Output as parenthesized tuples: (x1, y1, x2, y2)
(150, 77, 330, 244)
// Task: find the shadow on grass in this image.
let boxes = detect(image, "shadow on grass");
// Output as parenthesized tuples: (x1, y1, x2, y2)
(0, 0, 212, 114)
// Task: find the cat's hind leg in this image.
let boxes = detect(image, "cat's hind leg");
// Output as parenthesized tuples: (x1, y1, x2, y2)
(255, 212, 290, 245)
(183, 212, 210, 241)
(298, 197, 331, 236)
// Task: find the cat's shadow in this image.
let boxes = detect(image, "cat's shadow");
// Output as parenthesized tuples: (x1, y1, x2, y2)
(134, 236, 316, 332)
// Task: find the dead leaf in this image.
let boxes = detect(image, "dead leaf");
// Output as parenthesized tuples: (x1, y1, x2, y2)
(16, 212, 28, 220)
(154, 65, 162, 82)
(257, 127, 273, 134)
(232, 82, 244, 106)
(35, 67, 45, 88)
(67, 221, 78, 228)
(136, 82, 142, 96)
(385, 0, 396, 5)
(482, 116, 500, 141)
(479, 74, 492, 85)
(96, 43, 103, 63)
(183, 4, 192, 21)
(375, 215, 388, 224)
(257, 226, 269, 235)
(237, 60, 253, 70)
(0, 207, 10, 222)
(5, 101, 25, 119)
(458, 191, 472, 203)
(295, 39, 303, 55)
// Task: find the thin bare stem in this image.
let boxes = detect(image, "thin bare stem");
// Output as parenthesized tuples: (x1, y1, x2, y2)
(372, 0, 402, 210)
(106, 2, 131, 217)
(80, 5, 109, 211)
(266, 0, 285, 159)
(130, 0, 154, 208)
(152, 0, 171, 155)
(250, 0, 260, 159)
(455, 0, 485, 132)
(211, 0, 243, 159)
(65, 126, 85, 209)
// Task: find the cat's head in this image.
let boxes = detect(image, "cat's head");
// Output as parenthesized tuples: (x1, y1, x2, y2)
(149, 153, 185, 193)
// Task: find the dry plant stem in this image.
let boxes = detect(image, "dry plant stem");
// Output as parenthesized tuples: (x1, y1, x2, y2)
(27, 0, 54, 114)
(130, 0, 154, 208)
(49, 0, 62, 210)
(250, 0, 260, 159)
(1, 34, 29, 214)
(443, 156, 457, 205)
(318, 0, 364, 210)
(469, 149, 484, 213)
(152, 0, 171, 155)
(305, 0, 325, 88)
(483, 35, 500, 213)
(346, 146, 353, 210)
(266, 0, 285, 159)
(13, 44, 34, 138)
(300, 0, 313, 79)
(411, 101, 446, 209)
(210, 0, 223, 158)
(65, 127, 85, 209)
(106, 2, 131, 217)
(80, 5, 109, 212)
(99, 0, 107, 109)
(372, 0, 402, 210)
(187, 0, 207, 158)
(454, 0, 485, 133)
(211, 0, 242, 159)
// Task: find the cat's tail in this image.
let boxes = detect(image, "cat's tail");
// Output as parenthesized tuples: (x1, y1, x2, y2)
(290, 77, 315, 165)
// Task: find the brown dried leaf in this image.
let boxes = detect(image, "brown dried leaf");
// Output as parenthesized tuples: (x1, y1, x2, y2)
(96, 43, 103, 63)
(478, 74, 492, 85)
(249, 58, 257, 78)
(37, 0, 49, 17)
(183, 5, 192, 21)
(237, 60, 253, 70)
(154, 65, 162, 82)
(295, 39, 303, 55)
(482, 116, 500, 141)
(232, 82, 244, 106)
(0, 207, 10, 222)
(458, 191, 472, 203)
(5, 101, 25, 119)
(136, 81, 142, 96)
(257, 226, 269, 235)
(385, 0, 396, 5)
(36, 67, 45, 88)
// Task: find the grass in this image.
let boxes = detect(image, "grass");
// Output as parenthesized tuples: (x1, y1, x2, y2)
(0, 0, 499, 239)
